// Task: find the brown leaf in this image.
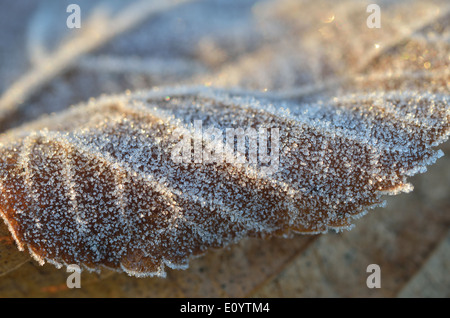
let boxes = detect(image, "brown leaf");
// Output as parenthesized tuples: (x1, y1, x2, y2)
(0, 83, 448, 278)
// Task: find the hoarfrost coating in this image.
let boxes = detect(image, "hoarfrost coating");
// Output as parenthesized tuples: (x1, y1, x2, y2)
(0, 86, 448, 277)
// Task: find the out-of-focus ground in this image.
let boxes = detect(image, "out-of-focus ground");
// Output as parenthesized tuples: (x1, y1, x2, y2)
(0, 0, 448, 297)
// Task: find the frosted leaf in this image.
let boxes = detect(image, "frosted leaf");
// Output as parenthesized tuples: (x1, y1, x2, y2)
(0, 86, 448, 277)
(0, 0, 449, 278)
